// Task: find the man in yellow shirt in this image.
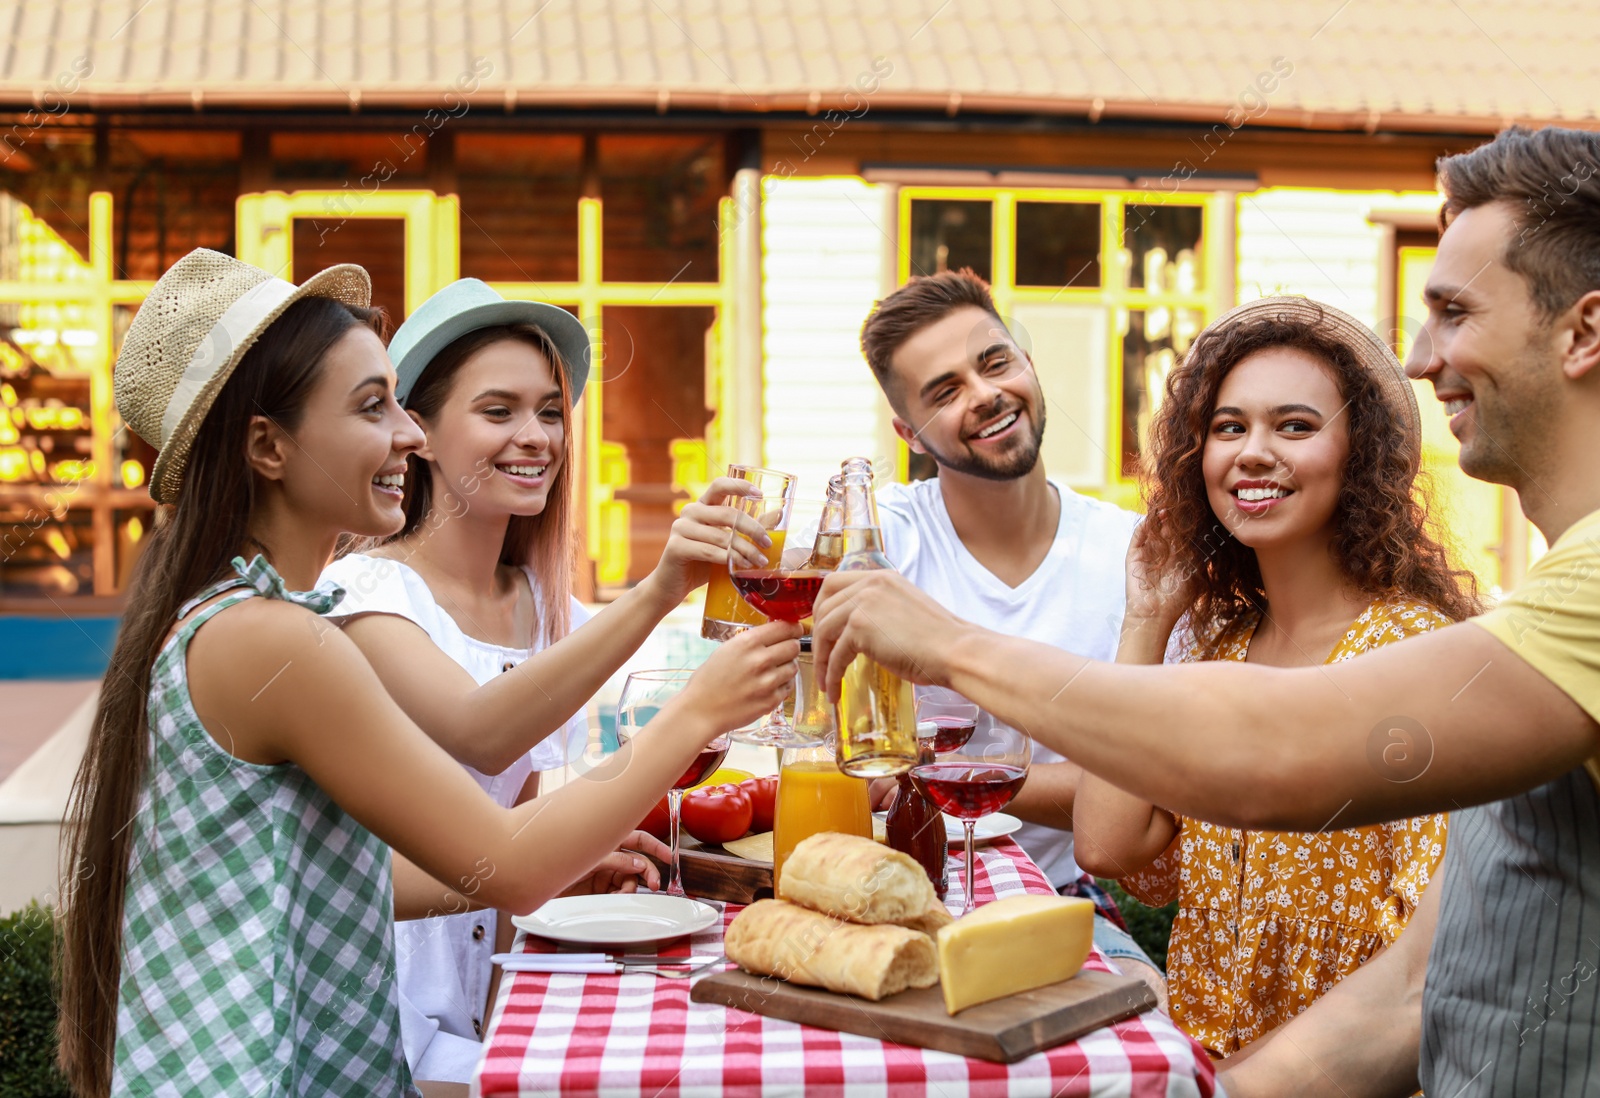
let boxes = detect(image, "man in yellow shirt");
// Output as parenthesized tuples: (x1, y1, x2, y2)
(813, 124, 1600, 1096)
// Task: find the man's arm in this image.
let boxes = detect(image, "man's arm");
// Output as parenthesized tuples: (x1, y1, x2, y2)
(1006, 760, 1079, 830)
(1219, 860, 1444, 1097)
(812, 571, 1599, 831)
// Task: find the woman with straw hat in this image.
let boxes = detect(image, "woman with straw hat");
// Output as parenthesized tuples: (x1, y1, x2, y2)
(316, 279, 774, 1081)
(54, 250, 801, 1098)
(1073, 296, 1480, 1059)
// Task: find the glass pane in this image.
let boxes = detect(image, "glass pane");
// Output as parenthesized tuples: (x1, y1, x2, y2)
(0, 370, 94, 487)
(1120, 307, 1206, 478)
(909, 199, 991, 282)
(1015, 203, 1101, 287)
(458, 133, 582, 283)
(293, 218, 407, 324)
(599, 135, 723, 284)
(1123, 204, 1204, 292)
(599, 305, 715, 586)
(0, 505, 95, 597)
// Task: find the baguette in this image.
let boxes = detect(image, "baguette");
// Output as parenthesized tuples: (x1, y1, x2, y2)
(897, 902, 955, 936)
(724, 899, 939, 1001)
(777, 832, 938, 925)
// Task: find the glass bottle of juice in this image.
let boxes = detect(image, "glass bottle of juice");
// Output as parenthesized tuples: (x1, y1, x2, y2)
(772, 728, 872, 890)
(833, 457, 918, 777)
(885, 721, 948, 898)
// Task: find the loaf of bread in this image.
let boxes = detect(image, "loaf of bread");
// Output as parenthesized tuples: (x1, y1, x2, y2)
(897, 902, 955, 936)
(724, 899, 939, 1001)
(777, 832, 939, 925)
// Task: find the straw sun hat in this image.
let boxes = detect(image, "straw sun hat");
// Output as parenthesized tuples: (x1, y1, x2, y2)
(1201, 295, 1421, 462)
(114, 248, 371, 504)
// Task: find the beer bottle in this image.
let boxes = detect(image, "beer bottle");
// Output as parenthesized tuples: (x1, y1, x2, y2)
(832, 457, 918, 777)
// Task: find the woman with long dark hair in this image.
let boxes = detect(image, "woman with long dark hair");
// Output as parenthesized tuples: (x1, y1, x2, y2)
(318, 281, 773, 1080)
(55, 251, 799, 1097)
(1075, 296, 1480, 1058)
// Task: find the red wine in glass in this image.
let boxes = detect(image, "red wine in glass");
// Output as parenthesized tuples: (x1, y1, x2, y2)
(911, 763, 1028, 819)
(927, 717, 976, 753)
(730, 568, 826, 622)
(675, 741, 730, 790)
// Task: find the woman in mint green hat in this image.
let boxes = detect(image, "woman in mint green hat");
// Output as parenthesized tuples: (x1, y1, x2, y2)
(318, 279, 773, 1081)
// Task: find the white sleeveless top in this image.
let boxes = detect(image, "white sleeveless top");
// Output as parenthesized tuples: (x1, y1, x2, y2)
(317, 552, 591, 1082)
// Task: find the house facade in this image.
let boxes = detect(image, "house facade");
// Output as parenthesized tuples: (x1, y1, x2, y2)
(1, 1, 1592, 669)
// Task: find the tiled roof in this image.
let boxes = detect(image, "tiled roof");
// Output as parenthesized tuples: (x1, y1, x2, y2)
(2, 1, 1595, 132)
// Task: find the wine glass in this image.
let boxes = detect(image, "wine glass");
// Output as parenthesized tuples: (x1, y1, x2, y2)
(724, 478, 828, 748)
(701, 466, 796, 641)
(914, 686, 980, 754)
(910, 716, 1032, 914)
(615, 670, 730, 897)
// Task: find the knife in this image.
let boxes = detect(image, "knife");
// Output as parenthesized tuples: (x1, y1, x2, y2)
(491, 953, 722, 970)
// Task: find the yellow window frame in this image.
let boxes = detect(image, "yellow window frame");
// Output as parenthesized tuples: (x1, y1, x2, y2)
(488, 195, 739, 590)
(896, 185, 1228, 507)
(0, 192, 156, 601)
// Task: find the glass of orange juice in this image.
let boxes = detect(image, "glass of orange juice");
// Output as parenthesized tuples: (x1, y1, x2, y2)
(772, 735, 873, 889)
(700, 465, 794, 641)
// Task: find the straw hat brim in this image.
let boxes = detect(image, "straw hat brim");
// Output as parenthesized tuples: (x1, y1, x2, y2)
(147, 264, 372, 503)
(1206, 296, 1421, 465)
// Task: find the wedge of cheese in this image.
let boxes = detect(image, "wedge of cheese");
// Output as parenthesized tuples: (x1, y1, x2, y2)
(934, 894, 1094, 1014)
(721, 831, 775, 863)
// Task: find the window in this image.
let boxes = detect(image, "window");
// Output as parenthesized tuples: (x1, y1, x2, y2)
(1015, 202, 1100, 287)
(908, 199, 992, 281)
(899, 188, 1220, 500)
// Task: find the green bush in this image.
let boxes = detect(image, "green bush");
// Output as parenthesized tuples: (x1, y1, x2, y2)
(1099, 878, 1177, 972)
(0, 901, 70, 1098)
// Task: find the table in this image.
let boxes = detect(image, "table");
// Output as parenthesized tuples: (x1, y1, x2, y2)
(474, 839, 1218, 1097)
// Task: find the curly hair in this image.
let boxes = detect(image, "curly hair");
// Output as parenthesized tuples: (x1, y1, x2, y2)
(1141, 302, 1482, 639)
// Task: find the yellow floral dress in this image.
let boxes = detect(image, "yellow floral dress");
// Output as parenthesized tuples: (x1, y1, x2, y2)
(1120, 594, 1450, 1058)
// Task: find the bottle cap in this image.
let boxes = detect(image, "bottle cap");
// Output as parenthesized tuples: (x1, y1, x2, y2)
(799, 636, 812, 653)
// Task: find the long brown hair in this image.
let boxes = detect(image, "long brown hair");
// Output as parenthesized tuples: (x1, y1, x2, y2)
(1141, 304, 1482, 641)
(57, 296, 385, 1097)
(385, 323, 574, 646)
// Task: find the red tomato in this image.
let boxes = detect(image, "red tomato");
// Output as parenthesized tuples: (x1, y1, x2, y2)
(637, 794, 671, 841)
(680, 783, 754, 846)
(739, 776, 778, 834)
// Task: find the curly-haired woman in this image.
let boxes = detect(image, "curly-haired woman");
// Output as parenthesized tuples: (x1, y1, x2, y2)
(1074, 296, 1481, 1059)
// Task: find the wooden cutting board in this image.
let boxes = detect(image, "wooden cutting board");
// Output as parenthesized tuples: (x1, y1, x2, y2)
(647, 840, 774, 905)
(691, 968, 1155, 1063)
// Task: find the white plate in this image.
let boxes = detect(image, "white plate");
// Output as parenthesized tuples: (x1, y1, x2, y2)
(873, 810, 1024, 845)
(511, 893, 720, 946)
(944, 811, 1022, 844)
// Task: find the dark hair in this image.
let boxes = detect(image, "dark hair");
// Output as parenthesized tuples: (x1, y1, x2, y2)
(860, 269, 1005, 402)
(1141, 304, 1482, 640)
(57, 295, 384, 1098)
(1439, 125, 1600, 320)
(390, 323, 573, 646)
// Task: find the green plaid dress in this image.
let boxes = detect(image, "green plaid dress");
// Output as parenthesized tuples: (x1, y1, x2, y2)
(113, 556, 414, 1096)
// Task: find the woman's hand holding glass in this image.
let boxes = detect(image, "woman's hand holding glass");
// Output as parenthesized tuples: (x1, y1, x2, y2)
(642, 476, 775, 609)
(617, 624, 799, 895)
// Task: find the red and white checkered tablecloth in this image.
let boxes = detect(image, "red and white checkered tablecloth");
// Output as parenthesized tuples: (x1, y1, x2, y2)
(474, 839, 1218, 1097)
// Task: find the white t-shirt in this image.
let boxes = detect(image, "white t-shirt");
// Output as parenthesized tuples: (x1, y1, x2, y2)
(876, 477, 1140, 887)
(317, 552, 591, 1083)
